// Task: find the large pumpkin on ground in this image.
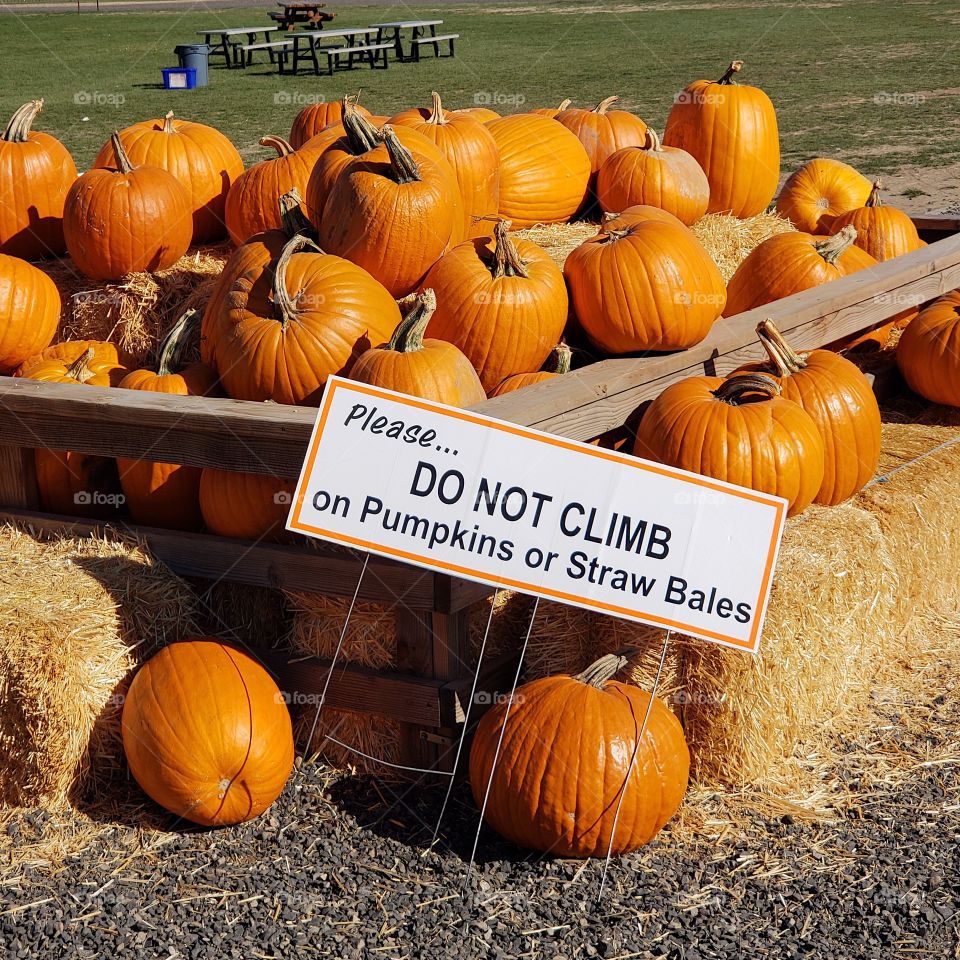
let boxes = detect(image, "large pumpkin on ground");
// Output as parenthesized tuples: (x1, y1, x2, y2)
(0, 253, 61, 373)
(122, 639, 294, 827)
(470, 651, 689, 857)
(0, 99, 77, 260)
(896, 290, 960, 407)
(95, 112, 243, 243)
(199, 469, 297, 541)
(289, 96, 372, 149)
(64, 133, 192, 282)
(486, 114, 591, 228)
(564, 219, 726, 354)
(775, 158, 872, 235)
(829, 179, 925, 262)
(423, 218, 568, 394)
(634, 373, 825, 517)
(664, 60, 779, 218)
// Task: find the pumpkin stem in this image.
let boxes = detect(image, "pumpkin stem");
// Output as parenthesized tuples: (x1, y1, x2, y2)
(66, 347, 97, 384)
(278, 188, 315, 238)
(755, 319, 806, 376)
(343, 97, 380, 154)
(110, 132, 134, 174)
(593, 95, 619, 115)
(272, 233, 322, 328)
(866, 178, 884, 208)
(490, 218, 529, 279)
(156, 309, 200, 376)
(717, 60, 744, 84)
(643, 128, 663, 151)
(575, 649, 637, 689)
(427, 91, 447, 125)
(162, 111, 176, 134)
(814, 225, 858, 265)
(381, 125, 422, 184)
(544, 342, 572, 374)
(556, 98, 573, 111)
(387, 289, 436, 353)
(259, 135, 295, 158)
(2, 99, 43, 143)
(713, 373, 781, 404)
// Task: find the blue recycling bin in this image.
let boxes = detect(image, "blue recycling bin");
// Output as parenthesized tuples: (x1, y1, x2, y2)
(174, 44, 210, 87)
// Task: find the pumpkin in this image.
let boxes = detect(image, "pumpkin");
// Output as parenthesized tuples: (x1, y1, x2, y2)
(199, 468, 297, 541)
(739, 320, 881, 505)
(215, 233, 401, 405)
(486, 114, 591, 228)
(0, 99, 77, 261)
(635, 373, 825, 517)
(469, 651, 689, 857)
(122, 639, 294, 827)
(389, 91, 500, 238)
(829, 179, 925, 262)
(564, 219, 726, 354)
(896, 290, 960, 407)
(725, 225, 877, 317)
(457, 106, 500, 123)
(21, 346, 128, 518)
(0, 253, 61, 373)
(224, 135, 324, 247)
(596, 128, 710, 225)
(319, 126, 460, 298)
(64, 133, 192, 282)
(94, 112, 243, 243)
(490, 342, 571, 396)
(289, 96, 372, 149)
(117, 311, 220, 531)
(775, 158, 873, 235)
(15, 338, 120, 377)
(422, 218, 568, 393)
(349, 289, 486, 406)
(663, 60, 779, 218)
(555, 95, 649, 190)
(201, 190, 312, 368)
(529, 98, 572, 118)
(602, 204, 689, 232)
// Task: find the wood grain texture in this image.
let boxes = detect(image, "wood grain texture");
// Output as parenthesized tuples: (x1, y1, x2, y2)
(0, 445, 37, 508)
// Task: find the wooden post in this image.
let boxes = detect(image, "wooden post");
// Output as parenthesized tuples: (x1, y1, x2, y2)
(0, 445, 38, 510)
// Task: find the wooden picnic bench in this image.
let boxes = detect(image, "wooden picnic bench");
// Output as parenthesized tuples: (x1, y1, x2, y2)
(370, 19, 444, 62)
(197, 26, 279, 68)
(268, 1, 334, 31)
(280, 26, 380, 75)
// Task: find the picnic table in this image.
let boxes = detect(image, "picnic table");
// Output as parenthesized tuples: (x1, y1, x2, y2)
(282, 26, 383, 75)
(269, 2, 334, 31)
(370, 19, 444, 62)
(197, 26, 279, 68)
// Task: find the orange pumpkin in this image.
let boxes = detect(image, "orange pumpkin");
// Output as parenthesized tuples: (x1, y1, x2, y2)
(0, 99, 77, 261)
(457, 106, 500, 123)
(122, 639, 294, 827)
(602, 204, 689, 232)
(486, 114, 591, 228)
(664, 60, 780, 218)
(490, 342, 571, 396)
(224, 135, 324, 247)
(64, 133, 192, 282)
(470, 651, 689, 857)
(349, 289, 486, 406)
(117, 311, 220, 531)
(596, 128, 710, 225)
(0, 253, 61, 373)
(289, 96, 372, 149)
(725, 225, 877, 317)
(423, 219, 568, 394)
(829, 179, 925, 262)
(215, 234, 401, 405)
(740, 320, 881, 505)
(389, 91, 500, 238)
(528, 98, 572, 118)
(319, 127, 459, 298)
(635, 373, 825, 517)
(555, 95, 648, 190)
(15, 338, 120, 377)
(775, 158, 873, 234)
(896, 290, 960, 407)
(95, 112, 243, 243)
(199, 469, 297, 541)
(564, 219, 726, 354)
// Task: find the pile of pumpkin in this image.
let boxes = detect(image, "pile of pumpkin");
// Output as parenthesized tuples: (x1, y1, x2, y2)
(3, 65, 960, 856)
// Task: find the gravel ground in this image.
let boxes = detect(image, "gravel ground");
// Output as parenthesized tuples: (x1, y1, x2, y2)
(2, 697, 958, 960)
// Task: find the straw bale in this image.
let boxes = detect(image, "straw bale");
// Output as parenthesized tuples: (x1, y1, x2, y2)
(189, 578, 292, 651)
(513, 222, 599, 270)
(0, 524, 199, 808)
(691, 211, 795, 283)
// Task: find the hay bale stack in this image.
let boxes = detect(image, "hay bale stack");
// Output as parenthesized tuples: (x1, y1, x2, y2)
(0, 525, 199, 808)
(691, 211, 795, 283)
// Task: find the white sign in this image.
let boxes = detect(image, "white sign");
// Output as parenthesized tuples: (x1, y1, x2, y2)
(288, 378, 788, 653)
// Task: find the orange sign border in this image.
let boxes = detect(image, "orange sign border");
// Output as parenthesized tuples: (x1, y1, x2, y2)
(288, 378, 788, 654)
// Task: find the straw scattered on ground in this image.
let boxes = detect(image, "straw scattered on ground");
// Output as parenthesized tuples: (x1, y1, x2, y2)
(691, 210, 796, 283)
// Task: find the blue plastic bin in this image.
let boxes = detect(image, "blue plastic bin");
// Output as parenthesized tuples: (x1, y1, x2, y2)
(161, 67, 198, 90)
(174, 43, 210, 87)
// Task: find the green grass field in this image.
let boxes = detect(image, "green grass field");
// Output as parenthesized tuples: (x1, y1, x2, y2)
(1, 0, 957, 175)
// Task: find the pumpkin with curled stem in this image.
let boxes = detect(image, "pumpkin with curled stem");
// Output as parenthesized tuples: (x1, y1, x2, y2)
(528, 98, 573, 118)
(634, 373, 825, 517)
(896, 290, 960, 408)
(469, 650, 690, 857)
(775, 158, 872, 235)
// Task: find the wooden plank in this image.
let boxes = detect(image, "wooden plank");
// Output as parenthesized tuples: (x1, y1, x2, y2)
(394, 610, 442, 770)
(478, 231, 960, 441)
(0, 445, 38, 509)
(0, 508, 438, 608)
(441, 649, 524, 726)
(910, 213, 960, 239)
